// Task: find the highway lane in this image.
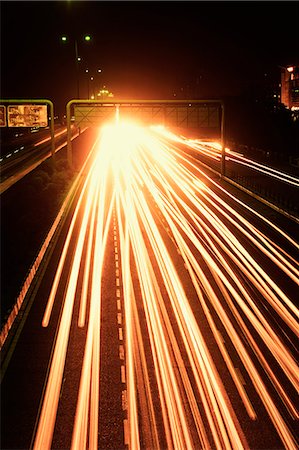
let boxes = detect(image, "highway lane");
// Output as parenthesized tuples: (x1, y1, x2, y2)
(1, 122, 298, 449)
(0, 125, 80, 194)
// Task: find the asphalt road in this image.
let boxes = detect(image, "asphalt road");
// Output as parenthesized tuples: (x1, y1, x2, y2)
(1, 124, 298, 449)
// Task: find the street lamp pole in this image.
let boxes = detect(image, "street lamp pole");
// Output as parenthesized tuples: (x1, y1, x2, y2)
(61, 35, 91, 100)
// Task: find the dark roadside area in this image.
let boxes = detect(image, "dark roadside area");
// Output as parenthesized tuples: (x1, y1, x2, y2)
(224, 94, 299, 172)
(224, 95, 299, 218)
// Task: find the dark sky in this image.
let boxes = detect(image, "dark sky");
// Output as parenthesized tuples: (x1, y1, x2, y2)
(1, 1, 298, 112)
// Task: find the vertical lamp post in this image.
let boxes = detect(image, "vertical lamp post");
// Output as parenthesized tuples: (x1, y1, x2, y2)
(61, 34, 92, 99)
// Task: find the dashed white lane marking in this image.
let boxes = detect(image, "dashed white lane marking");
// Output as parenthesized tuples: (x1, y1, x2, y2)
(119, 345, 125, 360)
(123, 419, 129, 445)
(119, 327, 123, 341)
(113, 212, 128, 447)
(121, 365, 126, 383)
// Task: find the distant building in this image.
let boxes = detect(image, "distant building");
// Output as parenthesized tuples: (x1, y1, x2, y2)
(280, 65, 299, 110)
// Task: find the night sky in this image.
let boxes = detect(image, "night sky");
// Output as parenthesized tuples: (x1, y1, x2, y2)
(1, 1, 298, 113)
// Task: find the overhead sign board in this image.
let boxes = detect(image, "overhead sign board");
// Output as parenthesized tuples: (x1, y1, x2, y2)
(67, 99, 224, 170)
(118, 104, 220, 129)
(74, 105, 116, 127)
(7, 104, 48, 127)
(0, 105, 6, 127)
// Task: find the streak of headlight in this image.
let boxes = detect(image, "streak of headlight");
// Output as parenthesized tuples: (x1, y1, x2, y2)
(77, 178, 98, 328)
(148, 152, 298, 369)
(227, 157, 299, 186)
(35, 130, 108, 449)
(35, 122, 298, 450)
(153, 126, 299, 186)
(199, 168, 299, 249)
(71, 176, 114, 450)
(34, 173, 96, 449)
(158, 190, 298, 417)
(34, 128, 67, 147)
(133, 129, 298, 446)
(112, 132, 210, 448)
(42, 138, 101, 327)
(152, 134, 299, 253)
(134, 191, 247, 449)
(160, 135, 299, 251)
(34, 129, 111, 449)
(147, 212, 296, 444)
(116, 181, 211, 449)
(112, 134, 248, 447)
(124, 189, 198, 449)
(192, 181, 299, 282)
(224, 149, 299, 186)
(147, 149, 298, 442)
(160, 147, 298, 287)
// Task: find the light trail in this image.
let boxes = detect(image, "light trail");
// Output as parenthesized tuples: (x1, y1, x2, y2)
(33, 122, 298, 449)
(33, 127, 67, 147)
(153, 126, 299, 187)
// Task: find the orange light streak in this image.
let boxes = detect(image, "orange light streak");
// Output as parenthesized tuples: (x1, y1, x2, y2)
(33, 128, 67, 147)
(153, 126, 299, 186)
(33, 122, 298, 450)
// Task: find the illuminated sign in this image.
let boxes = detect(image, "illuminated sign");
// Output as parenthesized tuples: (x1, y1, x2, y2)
(0, 105, 6, 127)
(7, 105, 48, 127)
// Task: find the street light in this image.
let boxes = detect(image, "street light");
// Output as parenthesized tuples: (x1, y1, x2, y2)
(61, 34, 92, 98)
(85, 68, 102, 99)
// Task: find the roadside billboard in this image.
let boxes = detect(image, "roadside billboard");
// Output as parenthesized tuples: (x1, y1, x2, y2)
(7, 104, 48, 127)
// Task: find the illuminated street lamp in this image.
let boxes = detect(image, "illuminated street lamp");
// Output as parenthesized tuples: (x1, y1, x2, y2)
(85, 68, 102, 99)
(61, 34, 92, 98)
